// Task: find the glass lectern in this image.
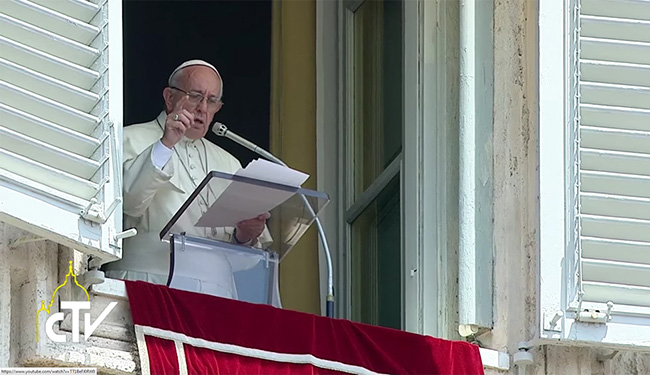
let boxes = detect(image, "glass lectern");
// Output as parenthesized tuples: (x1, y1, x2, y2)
(159, 171, 329, 307)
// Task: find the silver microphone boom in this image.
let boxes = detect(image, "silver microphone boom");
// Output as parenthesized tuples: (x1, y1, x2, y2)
(212, 122, 335, 317)
(213, 123, 286, 166)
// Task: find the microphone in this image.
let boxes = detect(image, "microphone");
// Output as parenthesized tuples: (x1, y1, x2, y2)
(214, 123, 284, 167)
(213, 122, 335, 318)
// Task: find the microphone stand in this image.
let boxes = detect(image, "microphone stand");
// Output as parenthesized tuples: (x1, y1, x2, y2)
(215, 124, 335, 318)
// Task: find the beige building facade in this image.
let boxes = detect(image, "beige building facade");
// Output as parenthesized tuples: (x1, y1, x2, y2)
(1, 0, 650, 374)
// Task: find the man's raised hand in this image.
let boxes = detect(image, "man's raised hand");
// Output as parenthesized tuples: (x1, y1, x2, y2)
(161, 95, 194, 148)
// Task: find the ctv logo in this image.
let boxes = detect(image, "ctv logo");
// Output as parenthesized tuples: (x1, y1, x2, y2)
(36, 261, 117, 342)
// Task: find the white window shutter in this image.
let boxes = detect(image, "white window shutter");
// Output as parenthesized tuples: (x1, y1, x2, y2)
(579, 0, 650, 314)
(540, 0, 650, 348)
(0, 0, 123, 262)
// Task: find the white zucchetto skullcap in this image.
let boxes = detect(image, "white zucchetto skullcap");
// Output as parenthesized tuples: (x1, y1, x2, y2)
(168, 59, 223, 93)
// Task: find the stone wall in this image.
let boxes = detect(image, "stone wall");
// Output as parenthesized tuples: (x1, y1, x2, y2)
(0, 221, 137, 373)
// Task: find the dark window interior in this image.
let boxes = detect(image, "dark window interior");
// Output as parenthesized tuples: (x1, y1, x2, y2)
(123, 0, 272, 165)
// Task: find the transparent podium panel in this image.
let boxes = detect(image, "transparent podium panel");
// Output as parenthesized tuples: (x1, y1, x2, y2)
(160, 171, 330, 260)
(168, 234, 281, 306)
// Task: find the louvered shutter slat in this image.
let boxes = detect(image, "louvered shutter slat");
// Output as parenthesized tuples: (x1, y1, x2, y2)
(0, 103, 99, 156)
(582, 193, 650, 221)
(0, 149, 99, 200)
(581, 171, 650, 198)
(582, 282, 650, 307)
(0, 81, 97, 133)
(582, 237, 650, 265)
(583, 259, 650, 288)
(580, 104, 650, 131)
(581, 0, 650, 21)
(581, 38, 650, 65)
(581, 215, 650, 243)
(581, 15, 650, 43)
(29, 0, 100, 23)
(581, 149, 650, 176)
(2, 0, 100, 45)
(0, 13, 100, 67)
(581, 60, 650, 88)
(0, 36, 99, 89)
(580, 82, 650, 110)
(0, 58, 99, 112)
(581, 126, 650, 154)
(0, 126, 100, 180)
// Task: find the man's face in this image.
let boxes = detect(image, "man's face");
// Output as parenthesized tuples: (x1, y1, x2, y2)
(164, 66, 223, 140)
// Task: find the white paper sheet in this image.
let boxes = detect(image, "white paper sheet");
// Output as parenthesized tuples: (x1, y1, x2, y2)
(235, 159, 309, 187)
(195, 159, 310, 228)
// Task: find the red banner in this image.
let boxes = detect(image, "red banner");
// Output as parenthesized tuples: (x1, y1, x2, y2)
(125, 281, 484, 375)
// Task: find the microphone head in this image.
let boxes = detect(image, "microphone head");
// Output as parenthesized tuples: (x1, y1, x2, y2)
(213, 122, 228, 137)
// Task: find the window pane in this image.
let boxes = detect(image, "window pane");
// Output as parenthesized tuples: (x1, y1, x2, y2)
(351, 176, 401, 329)
(353, 0, 403, 197)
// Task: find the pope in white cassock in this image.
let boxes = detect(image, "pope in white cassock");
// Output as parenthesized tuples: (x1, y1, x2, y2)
(104, 60, 275, 302)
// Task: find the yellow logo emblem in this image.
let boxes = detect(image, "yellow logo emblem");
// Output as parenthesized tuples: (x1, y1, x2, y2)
(36, 261, 90, 342)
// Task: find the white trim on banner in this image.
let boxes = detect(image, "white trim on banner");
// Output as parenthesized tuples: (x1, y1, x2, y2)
(136, 324, 386, 375)
(175, 340, 188, 375)
(134, 325, 151, 375)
